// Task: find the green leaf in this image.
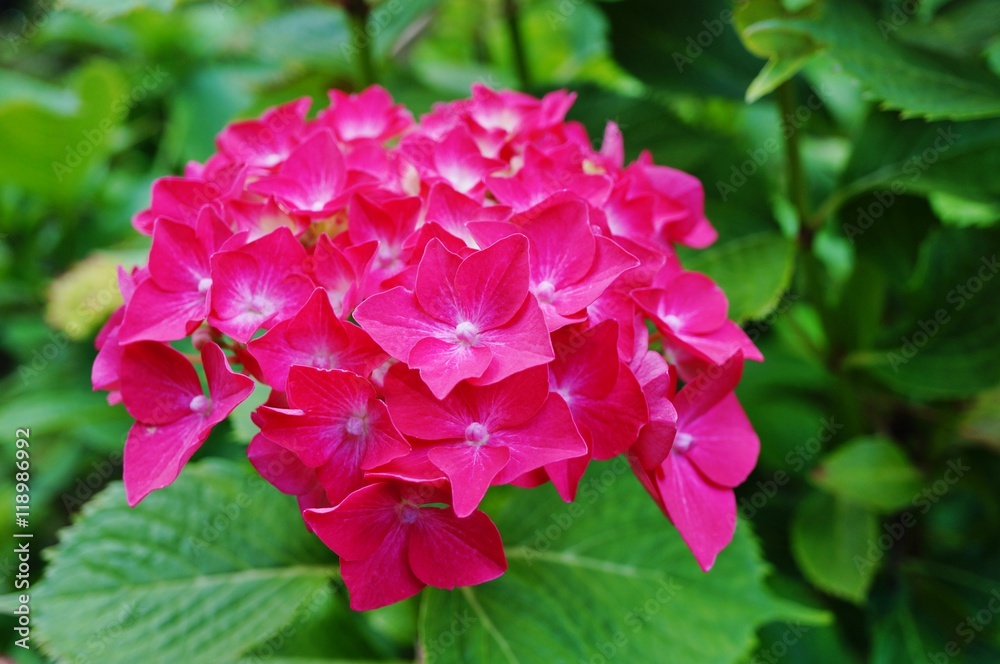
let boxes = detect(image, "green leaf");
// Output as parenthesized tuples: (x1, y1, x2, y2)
(419, 464, 827, 664)
(681, 232, 796, 323)
(734, 0, 823, 101)
(929, 191, 1000, 228)
(837, 112, 1000, 205)
(811, 436, 922, 512)
(857, 227, 1000, 400)
(737, 0, 1000, 120)
(0, 60, 129, 200)
(791, 491, 879, 603)
(600, 0, 761, 99)
(959, 385, 1000, 451)
(34, 459, 338, 664)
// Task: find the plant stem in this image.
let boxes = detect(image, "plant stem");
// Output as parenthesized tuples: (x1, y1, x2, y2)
(503, 0, 531, 89)
(345, 0, 376, 87)
(777, 82, 811, 236)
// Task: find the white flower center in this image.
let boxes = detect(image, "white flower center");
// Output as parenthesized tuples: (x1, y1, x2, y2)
(189, 395, 211, 415)
(464, 422, 490, 446)
(454, 321, 480, 346)
(674, 432, 694, 453)
(535, 280, 556, 304)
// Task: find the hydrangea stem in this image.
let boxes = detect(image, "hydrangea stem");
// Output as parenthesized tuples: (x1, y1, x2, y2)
(777, 82, 811, 240)
(503, 0, 531, 89)
(345, 0, 376, 86)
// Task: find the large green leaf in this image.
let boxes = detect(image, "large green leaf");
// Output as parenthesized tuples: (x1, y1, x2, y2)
(419, 464, 826, 664)
(33, 459, 338, 664)
(791, 491, 879, 603)
(838, 112, 1000, 205)
(811, 436, 922, 513)
(856, 227, 1000, 400)
(736, 0, 1000, 120)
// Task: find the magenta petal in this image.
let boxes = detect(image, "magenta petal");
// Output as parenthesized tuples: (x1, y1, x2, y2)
(472, 295, 554, 386)
(553, 236, 639, 315)
(674, 352, 744, 423)
(427, 444, 510, 518)
(123, 415, 205, 506)
(455, 234, 531, 329)
(353, 286, 449, 361)
(120, 342, 202, 424)
(657, 453, 737, 572)
(119, 280, 207, 343)
(148, 218, 210, 291)
(681, 394, 760, 488)
(572, 363, 648, 460)
(248, 434, 319, 496)
(492, 394, 588, 483)
(203, 342, 254, 427)
(409, 336, 493, 400)
(413, 239, 463, 324)
(304, 483, 401, 560)
(633, 420, 677, 471)
(663, 272, 729, 335)
(382, 365, 471, 440)
(409, 508, 507, 588)
(340, 536, 424, 611)
(517, 198, 596, 287)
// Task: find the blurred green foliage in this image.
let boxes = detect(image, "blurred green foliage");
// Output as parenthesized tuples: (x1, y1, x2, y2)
(2, 0, 1000, 662)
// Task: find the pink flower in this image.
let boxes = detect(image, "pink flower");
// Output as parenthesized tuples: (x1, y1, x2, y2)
(250, 129, 368, 217)
(255, 366, 410, 505)
(354, 234, 553, 399)
(209, 226, 314, 343)
(633, 269, 762, 368)
(470, 196, 638, 331)
(304, 481, 507, 610)
(119, 210, 233, 343)
(247, 288, 386, 392)
(97, 84, 766, 606)
(216, 97, 311, 171)
(318, 85, 413, 144)
(543, 321, 648, 500)
(378, 363, 587, 517)
(631, 353, 759, 570)
(120, 342, 254, 506)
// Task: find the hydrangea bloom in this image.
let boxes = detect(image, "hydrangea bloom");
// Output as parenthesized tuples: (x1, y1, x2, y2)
(95, 83, 763, 610)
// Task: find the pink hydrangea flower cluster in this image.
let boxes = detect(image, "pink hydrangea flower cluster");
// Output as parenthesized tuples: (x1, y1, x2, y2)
(93, 85, 763, 610)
